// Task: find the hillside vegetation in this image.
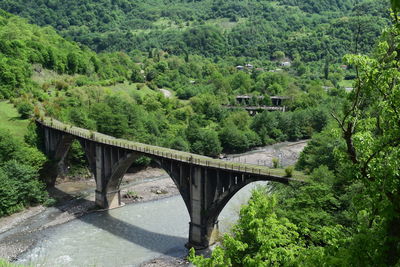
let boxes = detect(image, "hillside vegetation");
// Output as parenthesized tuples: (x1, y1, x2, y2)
(0, 0, 389, 61)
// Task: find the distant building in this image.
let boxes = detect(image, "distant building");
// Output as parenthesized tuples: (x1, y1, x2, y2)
(245, 63, 254, 69)
(236, 95, 264, 104)
(340, 65, 348, 70)
(280, 61, 291, 67)
(236, 65, 244, 70)
(270, 96, 290, 106)
(235, 95, 290, 107)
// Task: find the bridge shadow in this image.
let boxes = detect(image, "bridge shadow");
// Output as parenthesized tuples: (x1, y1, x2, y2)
(48, 187, 188, 255)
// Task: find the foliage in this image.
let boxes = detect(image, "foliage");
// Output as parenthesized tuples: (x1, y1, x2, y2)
(0, 10, 136, 99)
(191, 191, 308, 266)
(284, 166, 294, 177)
(0, 129, 47, 216)
(0, 0, 388, 61)
(0, 160, 47, 216)
(16, 100, 33, 119)
(296, 127, 343, 173)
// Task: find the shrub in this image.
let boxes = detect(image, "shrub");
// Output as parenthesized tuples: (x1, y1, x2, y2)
(272, 158, 280, 168)
(16, 101, 34, 119)
(285, 166, 294, 177)
(0, 161, 47, 217)
(54, 80, 69, 90)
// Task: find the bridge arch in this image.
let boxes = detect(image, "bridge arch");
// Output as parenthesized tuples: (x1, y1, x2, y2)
(37, 118, 301, 249)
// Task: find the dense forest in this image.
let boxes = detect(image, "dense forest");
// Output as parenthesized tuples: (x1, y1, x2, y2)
(0, 0, 389, 60)
(0, 0, 399, 266)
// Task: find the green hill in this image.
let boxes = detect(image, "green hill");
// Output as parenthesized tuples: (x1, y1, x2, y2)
(0, 9, 136, 99)
(0, 0, 390, 61)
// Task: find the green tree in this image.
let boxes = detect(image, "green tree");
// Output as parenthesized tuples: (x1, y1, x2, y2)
(331, 23, 400, 263)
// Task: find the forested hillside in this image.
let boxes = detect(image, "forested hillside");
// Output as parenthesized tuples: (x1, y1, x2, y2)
(0, 0, 389, 61)
(0, 9, 339, 216)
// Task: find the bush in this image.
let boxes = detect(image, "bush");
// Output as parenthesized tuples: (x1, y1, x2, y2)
(0, 161, 47, 217)
(285, 166, 294, 177)
(54, 80, 69, 90)
(272, 158, 280, 168)
(16, 101, 34, 119)
(134, 156, 152, 166)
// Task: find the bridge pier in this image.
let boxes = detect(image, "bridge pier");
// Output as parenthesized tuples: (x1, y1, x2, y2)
(186, 166, 219, 249)
(83, 142, 140, 209)
(95, 189, 121, 209)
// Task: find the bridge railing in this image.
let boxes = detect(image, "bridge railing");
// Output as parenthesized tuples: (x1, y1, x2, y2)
(39, 118, 307, 181)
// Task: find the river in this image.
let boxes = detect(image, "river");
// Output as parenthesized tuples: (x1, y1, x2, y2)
(5, 141, 307, 267)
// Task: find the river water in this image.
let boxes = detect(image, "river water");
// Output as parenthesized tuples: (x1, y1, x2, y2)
(16, 183, 264, 267)
(13, 141, 307, 267)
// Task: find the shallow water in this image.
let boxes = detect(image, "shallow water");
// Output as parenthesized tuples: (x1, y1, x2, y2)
(16, 182, 266, 267)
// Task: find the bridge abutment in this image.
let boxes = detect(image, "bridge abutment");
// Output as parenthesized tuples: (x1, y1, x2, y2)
(41, 127, 75, 186)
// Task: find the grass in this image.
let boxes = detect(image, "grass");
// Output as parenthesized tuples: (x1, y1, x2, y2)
(105, 82, 159, 98)
(339, 79, 354, 88)
(0, 101, 29, 140)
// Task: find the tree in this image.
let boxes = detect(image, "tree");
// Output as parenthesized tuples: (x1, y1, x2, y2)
(67, 52, 79, 74)
(272, 50, 285, 61)
(0, 161, 47, 216)
(16, 101, 33, 119)
(189, 190, 307, 266)
(331, 18, 400, 264)
(130, 67, 144, 83)
(219, 126, 249, 152)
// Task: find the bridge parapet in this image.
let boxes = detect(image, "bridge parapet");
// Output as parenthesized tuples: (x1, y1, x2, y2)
(37, 117, 307, 181)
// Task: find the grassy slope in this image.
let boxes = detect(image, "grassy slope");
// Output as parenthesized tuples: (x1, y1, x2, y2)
(106, 82, 159, 98)
(0, 101, 29, 140)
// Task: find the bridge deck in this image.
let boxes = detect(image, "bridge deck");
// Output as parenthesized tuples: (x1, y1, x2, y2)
(38, 118, 307, 181)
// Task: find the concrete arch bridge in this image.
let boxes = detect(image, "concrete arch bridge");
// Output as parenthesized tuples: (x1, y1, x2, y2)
(37, 118, 306, 249)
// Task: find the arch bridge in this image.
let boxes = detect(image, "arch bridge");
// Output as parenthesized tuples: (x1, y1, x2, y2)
(37, 118, 306, 249)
